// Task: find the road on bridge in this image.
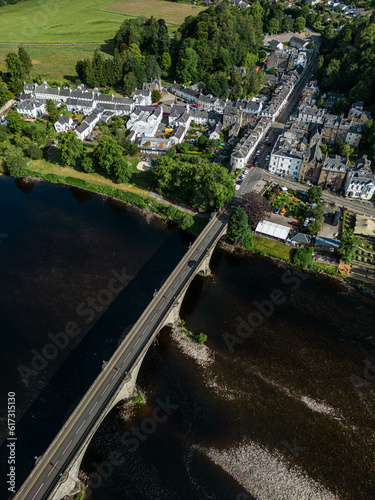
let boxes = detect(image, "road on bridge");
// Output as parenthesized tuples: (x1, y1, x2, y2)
(14, 211, 229, 500)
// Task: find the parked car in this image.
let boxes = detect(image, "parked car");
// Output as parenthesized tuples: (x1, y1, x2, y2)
(291, 221, 300, 226)
(243, 170, 248, 175)
(187, 205, 194, 210)
(171, 200, 178, 205)
(235, 185, 240, 190)
(266, 155, 270, 161)
(237, 180, 243, 184)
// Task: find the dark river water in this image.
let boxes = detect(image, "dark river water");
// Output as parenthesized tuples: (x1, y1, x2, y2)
(1, 175, 375, 500)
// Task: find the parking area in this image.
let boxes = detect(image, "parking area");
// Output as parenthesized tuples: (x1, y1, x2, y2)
(264, 32, 311, 46)
(267, 211, 299, 227)
(319, 214, 340, 239)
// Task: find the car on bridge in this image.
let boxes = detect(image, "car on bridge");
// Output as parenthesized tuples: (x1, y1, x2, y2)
(171, 200, 178, 205)
(188, 260, 197, 268)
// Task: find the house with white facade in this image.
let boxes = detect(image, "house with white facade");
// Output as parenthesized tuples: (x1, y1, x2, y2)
(268, 134, 304, 179)
(269, 39, 284, 50)
(344, 156, 375, 200)
(289, 37, 309, 50)
(296, 105, 326, 124)
(170, 84, 200, 104)
(54, 115, 74, 133)
(230, 116, 272, 168)
(133, 89, 152, 106)
(126, 105, 163, 139)
(209, 121, 223, 140)
(17, 98, 46, 119)
(74, 108, 102, 141)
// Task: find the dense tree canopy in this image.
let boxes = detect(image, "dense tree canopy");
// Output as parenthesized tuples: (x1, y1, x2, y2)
(240, 191, 272, 229)
(4, 145, 28, 178)
(316, 15, 375, 112)
(308, 186, 322, 202)
(57, 131, 84, 167)
(93, 135, 132, 183)
(227, 206, 250, 243)
(152, 156, 235, 211)
(292, 247, 313, 269)
(6, 109, 24, 133)
(338, 229, 360, 263)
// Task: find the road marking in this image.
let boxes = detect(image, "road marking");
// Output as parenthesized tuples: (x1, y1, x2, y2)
(101, 384, 110, 396)
(76, 420, 86, 434)
(31, 483, 44, 499)
(151, 313, 157, 321)
(112, 371, 118, 380)
(47, 461, 59, 477)
(158, 303, 163, 309)
(133, 338, 140, 348)
(62, 440, 72, 456)
(142, 326, 148, 334)
(89, 401, 98, 415)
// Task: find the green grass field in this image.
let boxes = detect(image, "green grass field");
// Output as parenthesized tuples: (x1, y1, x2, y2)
(0, 0, 204, 81)
(0, 0, 202, 44)
(103, 0, 203, 26)
(253, 235, 292, 261)
(0, 44, 103, 82)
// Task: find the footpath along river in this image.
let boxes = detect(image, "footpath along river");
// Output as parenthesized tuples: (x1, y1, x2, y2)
(0, 175, 374, 499)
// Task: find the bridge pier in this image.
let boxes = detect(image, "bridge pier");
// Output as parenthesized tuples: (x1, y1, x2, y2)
(196, 248, 214, 277)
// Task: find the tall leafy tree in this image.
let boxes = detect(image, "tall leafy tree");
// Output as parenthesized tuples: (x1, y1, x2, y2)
(18, 47, 33, 79)
(92, 49, 106, 87)
(93, 135, 131, 181)
(4, 146, 28, 177)
(292, 247, 313, 269)
(6, 109, 24, 133)
(227, 207, 250, 244)
(338, 230, 360, 263)
(240, 191, 272, 229)
(57, 131, 84, 167)
(0, 82, 8, 107)
(5, 52, 23, 94)
(46, 99, 60, 123)
(308, 186, 322, 202)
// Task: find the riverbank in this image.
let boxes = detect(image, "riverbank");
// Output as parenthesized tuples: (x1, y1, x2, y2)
(1, 170, 207, 235)
(218, 239, 375, 292)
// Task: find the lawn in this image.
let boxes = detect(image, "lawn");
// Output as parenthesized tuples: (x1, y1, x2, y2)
(0, 0, 124, 44)
(253, 235, 292, 261)
(0, 44, 103, 82)
(30, 155, 147, 196)
(103, 0, 204, 30)
(0, 0, 202, 44)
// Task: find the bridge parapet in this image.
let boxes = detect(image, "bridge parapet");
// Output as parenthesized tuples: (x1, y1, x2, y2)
(15, 212, 229, 500)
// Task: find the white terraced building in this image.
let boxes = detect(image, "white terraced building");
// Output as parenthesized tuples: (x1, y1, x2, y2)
(344, 157, 375, 200)
(126, 106, 163, 139)
(268, 134, 304, 179)
(16, 98, 45, 118)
